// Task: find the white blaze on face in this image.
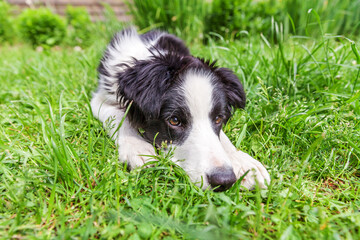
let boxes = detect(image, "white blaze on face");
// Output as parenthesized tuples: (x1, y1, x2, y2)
(182, 71, 214, 121)
(173, 70, 233, 187)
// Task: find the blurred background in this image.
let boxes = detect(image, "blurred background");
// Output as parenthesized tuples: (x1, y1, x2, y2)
(1, 0, 360, 48)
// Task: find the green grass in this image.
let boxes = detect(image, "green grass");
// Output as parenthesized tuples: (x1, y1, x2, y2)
(0, 32, 359, 239)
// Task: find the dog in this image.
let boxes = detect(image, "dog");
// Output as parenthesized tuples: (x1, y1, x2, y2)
(91, 28, 270, 191)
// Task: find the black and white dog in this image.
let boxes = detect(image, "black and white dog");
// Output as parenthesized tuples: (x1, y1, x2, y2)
(91, 28, 270, 191)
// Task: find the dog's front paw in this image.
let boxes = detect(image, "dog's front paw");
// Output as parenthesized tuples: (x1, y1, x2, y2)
(230, 151, 271, 189)
(117, 137, 156, 169)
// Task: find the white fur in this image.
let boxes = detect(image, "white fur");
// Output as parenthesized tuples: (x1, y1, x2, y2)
(220, 131, 271, 189)
(105, 29, 152, 76)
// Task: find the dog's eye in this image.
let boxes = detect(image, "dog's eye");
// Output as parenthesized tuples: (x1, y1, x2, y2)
(215, 115, 223, 124)
(168, 116, 181, 126)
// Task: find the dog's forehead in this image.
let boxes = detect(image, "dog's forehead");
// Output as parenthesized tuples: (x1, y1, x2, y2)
(181, 70, 215, 118)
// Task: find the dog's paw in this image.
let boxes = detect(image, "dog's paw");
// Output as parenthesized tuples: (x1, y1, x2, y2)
(117, 137, 157, 169)
(230, 151, 271, 189)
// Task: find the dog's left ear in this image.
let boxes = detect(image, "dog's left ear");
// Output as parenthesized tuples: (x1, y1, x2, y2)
(214, 67, 246, 110)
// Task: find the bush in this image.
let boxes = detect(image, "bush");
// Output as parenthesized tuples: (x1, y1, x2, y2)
(65, 6, 93, 47)
(0, 1, 14, 43)
(17, 8, 66, 47)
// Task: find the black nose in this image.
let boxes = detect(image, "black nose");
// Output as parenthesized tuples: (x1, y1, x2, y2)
(207, 167, 237, 192)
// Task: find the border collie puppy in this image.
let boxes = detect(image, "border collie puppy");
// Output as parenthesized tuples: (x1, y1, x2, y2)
(91, 28, 270, 191)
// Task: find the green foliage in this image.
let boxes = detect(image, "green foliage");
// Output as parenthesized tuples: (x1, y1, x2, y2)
(127, 0, 209, 43)
(17, 8, 66, 47)
(65, 6, 93, 47)
(205, 0, 283, 39)
(127, 0, 360, 41)
(127, 0, 284, 41)
(285, 0, 360, 36)
(0, 1, 14, 42)
(205, 0, 360, 39)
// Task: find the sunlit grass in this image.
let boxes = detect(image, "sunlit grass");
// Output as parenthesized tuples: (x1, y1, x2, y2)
(0, 32, 359, 239)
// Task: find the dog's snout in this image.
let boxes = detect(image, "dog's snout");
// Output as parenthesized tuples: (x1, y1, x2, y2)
(207, 167, 237, 192)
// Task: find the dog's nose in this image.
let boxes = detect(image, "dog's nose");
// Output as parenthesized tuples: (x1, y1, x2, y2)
(207, 167, 237, 192)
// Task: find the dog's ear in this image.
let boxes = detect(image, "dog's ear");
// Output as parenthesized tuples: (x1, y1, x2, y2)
(116, 55, 184, 120)
(214, 67, 246, 110)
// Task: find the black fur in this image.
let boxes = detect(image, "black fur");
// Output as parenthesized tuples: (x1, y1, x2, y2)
(154, 34, 191, 55)
(214, 67, 246, 110)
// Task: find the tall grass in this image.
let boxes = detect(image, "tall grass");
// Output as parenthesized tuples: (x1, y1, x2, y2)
(1, 27, 359, 238)
(285, 0, 360, 36)
(127, 0, 360, 41)
(127, 0, 209, 43)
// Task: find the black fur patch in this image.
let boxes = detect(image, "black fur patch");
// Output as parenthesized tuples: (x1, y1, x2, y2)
(154, 34, 190, 56)
(214, 67, 246, 110)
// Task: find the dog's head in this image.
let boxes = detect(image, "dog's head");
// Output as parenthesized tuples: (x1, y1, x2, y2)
(116, 54, 246, 191)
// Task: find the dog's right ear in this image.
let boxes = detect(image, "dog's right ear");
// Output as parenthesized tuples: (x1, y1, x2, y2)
(214, 67, 246, 111)
(116, 55, 185, 122)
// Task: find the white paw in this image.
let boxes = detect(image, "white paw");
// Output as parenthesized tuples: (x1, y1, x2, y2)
(230, 151, 271, 189)
(117, 137, 156, 169)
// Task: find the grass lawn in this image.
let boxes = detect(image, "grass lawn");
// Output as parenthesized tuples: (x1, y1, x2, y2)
(0, 34, 359, 239)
